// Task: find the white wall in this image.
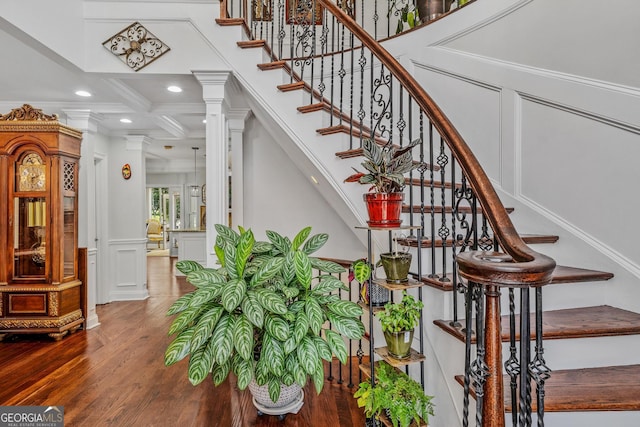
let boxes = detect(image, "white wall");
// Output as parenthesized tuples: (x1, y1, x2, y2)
(243, 115, 366, 260)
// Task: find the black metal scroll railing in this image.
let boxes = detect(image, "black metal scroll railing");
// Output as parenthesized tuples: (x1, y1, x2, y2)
(219, 1, 555, 426)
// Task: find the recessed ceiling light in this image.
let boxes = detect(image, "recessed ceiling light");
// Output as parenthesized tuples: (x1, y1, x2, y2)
(202, 119, 206, 124)
(120, 118, 132, 124)
(75, 90, 92, 97)
(167, 85, 182, 93)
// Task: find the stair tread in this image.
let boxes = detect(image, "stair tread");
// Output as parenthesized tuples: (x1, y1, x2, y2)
(435, 305, 640, 343)
(237, 39, 266, 48)
(414, 265, 613, 293)
(398, 234, 559, 249)
(455, 364, 640, 411)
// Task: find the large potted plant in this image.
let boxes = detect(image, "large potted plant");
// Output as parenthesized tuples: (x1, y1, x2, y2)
(354, 361, 435, 427)
(345, 138, 422, 228)
(164, 224, 365, 416)
(376, 291, 423, 359)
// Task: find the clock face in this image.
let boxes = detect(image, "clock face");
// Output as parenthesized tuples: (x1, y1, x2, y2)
(18, 153, 46, 192)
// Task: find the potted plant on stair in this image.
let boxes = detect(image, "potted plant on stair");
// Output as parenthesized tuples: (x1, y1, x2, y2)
(379, 234, 412, 284)
(377, 291, 423, 359)
(354, 360, 435, 427)
(345, 138, 422, 228)
(164, 224, 365, 418)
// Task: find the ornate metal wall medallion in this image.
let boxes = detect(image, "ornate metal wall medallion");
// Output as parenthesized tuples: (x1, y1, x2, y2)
(102, 22, 170, 71)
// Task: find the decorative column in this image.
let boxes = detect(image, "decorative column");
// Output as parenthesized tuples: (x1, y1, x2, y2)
(194, 71, 231, 267)
(227, 108, 250, 228)
(63, 109, 102, 329)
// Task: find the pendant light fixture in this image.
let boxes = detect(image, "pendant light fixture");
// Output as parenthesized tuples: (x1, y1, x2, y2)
(190, 147, 201, 197)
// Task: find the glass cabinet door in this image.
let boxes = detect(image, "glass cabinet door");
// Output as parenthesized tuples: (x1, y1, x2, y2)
(14, 197, 47, 278)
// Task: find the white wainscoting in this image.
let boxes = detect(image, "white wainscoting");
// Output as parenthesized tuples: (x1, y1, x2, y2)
(108, 238, 149, 301)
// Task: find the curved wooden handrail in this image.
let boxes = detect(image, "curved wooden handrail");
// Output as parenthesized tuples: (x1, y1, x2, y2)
(318, 0, 555, 287)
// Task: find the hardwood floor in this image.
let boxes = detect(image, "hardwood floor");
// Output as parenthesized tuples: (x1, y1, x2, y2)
(0, 256, 366, 427)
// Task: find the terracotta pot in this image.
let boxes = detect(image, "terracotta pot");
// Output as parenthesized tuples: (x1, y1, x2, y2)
(364, 193, 404, 228)
(384, 329, 414, 359)
(380, 252, 412, 283)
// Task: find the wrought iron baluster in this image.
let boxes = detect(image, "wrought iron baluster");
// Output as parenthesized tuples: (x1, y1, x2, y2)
(531, 287, 551, 427)
(462, 279, 474, 427)
(519, 288, 532, 426)
(505, 287, 521, 426)
(428, 122, 437, 278)
(437, 136, 450, 282)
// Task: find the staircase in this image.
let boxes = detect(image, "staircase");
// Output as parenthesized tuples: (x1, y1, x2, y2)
(212, 1, 640, 426)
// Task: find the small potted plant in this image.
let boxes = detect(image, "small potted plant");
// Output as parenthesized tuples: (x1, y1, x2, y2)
(377, 291, 424, 359)
(379, 233, 412, 284)
(354, 361, 435, 427)
(351, 258, 389, 307)
(164, 224, 365, 416)
(344, 138, 422, 228)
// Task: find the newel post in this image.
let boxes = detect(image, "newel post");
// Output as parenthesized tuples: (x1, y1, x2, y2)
(482, 284, 505, 427)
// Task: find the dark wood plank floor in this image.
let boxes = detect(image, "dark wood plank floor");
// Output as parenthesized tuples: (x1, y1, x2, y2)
(0, 256, 366, 427)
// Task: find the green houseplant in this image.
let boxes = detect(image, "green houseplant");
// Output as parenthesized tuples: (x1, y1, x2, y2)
(164, 224, 365, 409)
(354, 361, 435, 427)
(345, 138, 422, 228)
(377, 291, 423, 359)
(351, 258, 389, 307)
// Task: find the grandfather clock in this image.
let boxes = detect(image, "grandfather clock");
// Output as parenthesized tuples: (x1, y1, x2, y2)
(0, 104, 85, 341)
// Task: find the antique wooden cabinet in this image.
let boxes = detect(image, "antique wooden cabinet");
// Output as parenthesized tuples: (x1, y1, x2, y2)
(0, 104, 85, 341)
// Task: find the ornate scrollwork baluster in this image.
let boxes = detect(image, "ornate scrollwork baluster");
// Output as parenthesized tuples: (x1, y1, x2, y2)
(530, 287, 551, 427)
(505, 287, 521, 426)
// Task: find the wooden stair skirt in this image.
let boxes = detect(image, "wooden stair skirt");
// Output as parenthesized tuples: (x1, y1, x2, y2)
(456, 364, 640, 412)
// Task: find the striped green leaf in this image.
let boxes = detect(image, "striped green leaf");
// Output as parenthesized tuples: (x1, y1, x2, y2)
(254, 288, 288, 315)
(291, 227, 311, 251)
(215, 224, 240, 246)
(211, 361, 231, 386)
(166, 293, 194, 315)
(263, 334, 285, 377)
(298, 336, 319, 375)
(312, 335, 333, 362)
(301, 232, 328, 255)
(326, 312, 365, 340)
(168, 306, 201, 336)
(187, 342, 214, 386)
(233, 356, 254, 390)
(188, 286, 223, 308)
(311, 358, 325, 394)
(268, 377, 282, 403)
(255, 356, 270, 385)
(214, 242, 225, 266)
(252, 241, 273, 254)
(286, 353, 307, 387)
(352, 259, 371, 284)
(233, 314, 254, 361)
(186, 269, 226, 288)
(223, 241, 238, 280)
(210, 314, 234, 365)
(265, 314, 290, 342)
(325, 329, 348, 364)
(241, 291, 264, 328)
(283, 335, 297, 355)
(164, 327, 194, 366)
(294, 251, 312, 289)
(235, 229, 255, 277)
(221, 279, 246, 312)
(293, 311, 309, 344)
(176, 260, 203, 276)
(310, 257, 346, 273)
(266, 230, 290, 254)
(311, 276, 348, 295)
(305, 297, 323, 335)
(327, 300, 364, 319)
(249, 257, 285, 287)
(190, 306, 224, 351)
(282, 251, 296, 285)
(282, 286, 300, 299)
(317, 294, 340, 305)
(281, 372, 295, 387)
